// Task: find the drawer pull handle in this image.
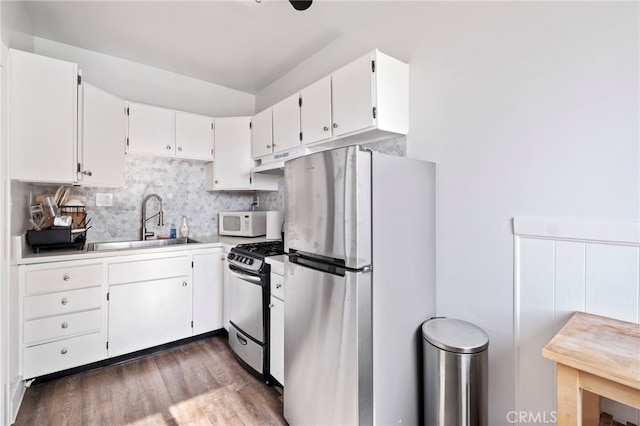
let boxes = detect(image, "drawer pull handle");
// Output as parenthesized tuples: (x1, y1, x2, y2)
(61, 322, 68, 329)
(177, 147, 183, 152)
(63, 274, 70, 281)
(276, 283, 282, 289)
(182, 281, 188, 287)
(269, 303, 274, 308)
(323, 126, 329, 132)
(166, 145, 172, 150)
(236, 333, 248, 346)
(60, 348, 68, 355)
(61, 298, 68, 305)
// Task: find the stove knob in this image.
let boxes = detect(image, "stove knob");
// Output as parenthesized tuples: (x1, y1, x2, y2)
(228, 253, 235, 260)
(248, 259, 254, 265)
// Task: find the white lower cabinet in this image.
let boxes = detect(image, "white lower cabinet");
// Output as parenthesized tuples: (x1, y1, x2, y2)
(192, 249, 224, 335)
(18, 259, 107, 379)
(108, 276, 192, 357)
(269, 270, 284, 385)
(18, 247, 225, 379)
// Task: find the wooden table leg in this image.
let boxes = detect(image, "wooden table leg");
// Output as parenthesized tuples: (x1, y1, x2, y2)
(557, 363, 581, 425)
(582, 390, 600, 426)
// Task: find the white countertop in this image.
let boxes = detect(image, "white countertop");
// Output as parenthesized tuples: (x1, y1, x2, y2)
(266, 254, 285, 275)
(13, 234, 280, 265)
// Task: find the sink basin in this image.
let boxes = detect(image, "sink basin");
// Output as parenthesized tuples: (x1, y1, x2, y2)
(87, 237, 202, 252)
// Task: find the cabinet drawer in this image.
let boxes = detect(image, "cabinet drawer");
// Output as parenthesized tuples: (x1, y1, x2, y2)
(108, 255, 189, 284)
(23, 332, 105, 379)
(24, 263, 104, 294)
(24, 309, 102, 344)
(271, 273, 284, 301)
(24, 287, 102, 320)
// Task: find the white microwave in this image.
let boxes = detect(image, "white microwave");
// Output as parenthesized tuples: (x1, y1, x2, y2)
(219, 211, 267, 237)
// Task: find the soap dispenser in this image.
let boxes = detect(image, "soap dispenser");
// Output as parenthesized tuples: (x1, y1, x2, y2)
(179, 216, 189, 237)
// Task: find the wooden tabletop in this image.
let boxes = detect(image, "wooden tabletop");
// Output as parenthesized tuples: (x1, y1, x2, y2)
(542, 312, 640, 390)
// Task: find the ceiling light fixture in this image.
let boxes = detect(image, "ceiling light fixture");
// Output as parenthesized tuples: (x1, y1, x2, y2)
(289, 1, 312, 11)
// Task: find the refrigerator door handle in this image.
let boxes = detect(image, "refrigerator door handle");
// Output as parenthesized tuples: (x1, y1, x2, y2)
(229, 269, 262, 285)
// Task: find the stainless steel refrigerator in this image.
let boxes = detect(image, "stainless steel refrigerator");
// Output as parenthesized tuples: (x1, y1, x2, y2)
(284, 145, 436, 425)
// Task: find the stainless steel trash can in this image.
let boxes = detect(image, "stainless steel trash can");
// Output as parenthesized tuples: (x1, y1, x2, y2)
(422, 317, 489, 426)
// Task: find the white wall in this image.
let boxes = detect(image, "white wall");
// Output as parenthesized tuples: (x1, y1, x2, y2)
(33, 37, 255, 117)
(0, 2, 34, 424)
(255, 2, 639, 425)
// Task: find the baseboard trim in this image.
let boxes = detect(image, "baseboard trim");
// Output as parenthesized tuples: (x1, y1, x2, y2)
(10, 378, 25, 425)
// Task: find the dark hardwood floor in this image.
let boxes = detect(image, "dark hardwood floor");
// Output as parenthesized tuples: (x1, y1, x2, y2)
(15, 335, 287, 425)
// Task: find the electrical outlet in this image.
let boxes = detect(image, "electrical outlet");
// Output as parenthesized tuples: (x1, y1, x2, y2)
(96, 193, 113, 207)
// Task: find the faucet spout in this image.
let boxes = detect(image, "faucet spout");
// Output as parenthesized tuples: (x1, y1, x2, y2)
(142, 193, 164, 241)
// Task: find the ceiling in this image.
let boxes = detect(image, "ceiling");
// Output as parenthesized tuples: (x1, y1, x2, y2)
(22, 0, 388, 94)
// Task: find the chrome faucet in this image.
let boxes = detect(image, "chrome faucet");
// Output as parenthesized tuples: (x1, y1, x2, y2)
(141, 193, 164, 240)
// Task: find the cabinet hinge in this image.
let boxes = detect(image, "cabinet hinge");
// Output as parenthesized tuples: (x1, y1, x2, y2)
(191, 261, 194, 268)
(372, 60, 376, 73)
(373, 107, 377, 119)
(299, 132, 303, 142)
(106, 341, 109, 350)
(77, 75, 82, 85)
(298, 97, 302, 107)
(126, 107, 130, 116)
(126, 137, 129, 147)
(191, 321, 194, 328)
(249, 122, 252, 130)
(249, 176, 253, 184)
(211, 122, 213, 130)
(77, 163, 82, 173)
(106, 292, 110, 301)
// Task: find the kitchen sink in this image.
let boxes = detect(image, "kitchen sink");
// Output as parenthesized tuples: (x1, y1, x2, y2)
(87, 237, 202, 252)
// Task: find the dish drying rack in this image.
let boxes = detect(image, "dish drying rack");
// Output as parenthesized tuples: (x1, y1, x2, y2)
(26, 205, 91, 253)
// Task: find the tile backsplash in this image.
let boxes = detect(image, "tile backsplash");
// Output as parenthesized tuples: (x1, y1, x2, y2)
(26, 137, 405, 243)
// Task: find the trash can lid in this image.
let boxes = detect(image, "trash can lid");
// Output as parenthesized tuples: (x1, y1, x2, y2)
(422, 318, 489, 354)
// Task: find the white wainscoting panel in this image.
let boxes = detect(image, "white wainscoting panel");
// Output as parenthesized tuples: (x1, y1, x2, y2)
(514, 217, 640, 425)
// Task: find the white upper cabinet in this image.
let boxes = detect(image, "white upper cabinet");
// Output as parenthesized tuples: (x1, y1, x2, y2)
(251, 107, 273, 159)
(79, 83, 126, 187)
(300, 76, 332, 146)
(206, 117, 278, 191)
(272, 93, 301, 153)
(9, 49, 79, 183)
(127, 102, 175, 157)
(175, 111, 214, 161)
(331, 50, 408, 139)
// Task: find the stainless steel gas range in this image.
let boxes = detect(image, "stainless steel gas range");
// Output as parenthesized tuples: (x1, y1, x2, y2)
(227, 240, 284, 382)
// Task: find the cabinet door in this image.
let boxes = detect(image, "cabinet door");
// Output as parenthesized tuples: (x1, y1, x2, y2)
(192, 250, 224, 335)
(222, 256, 230, 332)
(127, 102, 175, 157)
(331, 52, 375, 138)
(175, 111, 214, 161)
(272, 93, 301, 153)
(251, 107, 273, 158)
(108, 277, 192, 357)
(300, 76, 332, 145)
(209, 117, 253, 190)
(270, 295, 284, 385)
(80, 83, 126, 187)
(9, 49, 78, 183)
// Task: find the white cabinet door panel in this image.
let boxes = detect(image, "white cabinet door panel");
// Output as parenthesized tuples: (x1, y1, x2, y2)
(331, 52, 375, 137)
(192, 250, 224, 335)
(81, 83, 126, 186)
(175, 111, 213, 161)
(251, 108, 273, 158)
(108, 277, 192, 357)
(301, 76, 332, 145)
(270, 295, 284, 385)
(9, 49, 78, 183)
(127, 102, 175, 157)
(209, 117, 253, 190)
(272, 93, 300, 153)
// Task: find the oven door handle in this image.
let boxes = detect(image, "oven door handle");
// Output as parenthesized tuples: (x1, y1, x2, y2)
(229, 269, 262, 285)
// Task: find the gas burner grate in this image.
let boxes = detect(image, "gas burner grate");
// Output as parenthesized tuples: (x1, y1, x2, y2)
(234, 240, 284, 257)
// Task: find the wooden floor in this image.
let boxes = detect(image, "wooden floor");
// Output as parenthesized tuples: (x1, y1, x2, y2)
(15, 335, 287, 425)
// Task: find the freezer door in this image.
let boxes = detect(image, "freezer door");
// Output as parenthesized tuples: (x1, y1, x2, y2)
(284, 145, 372, 269)
(284, 257, 372, 425)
